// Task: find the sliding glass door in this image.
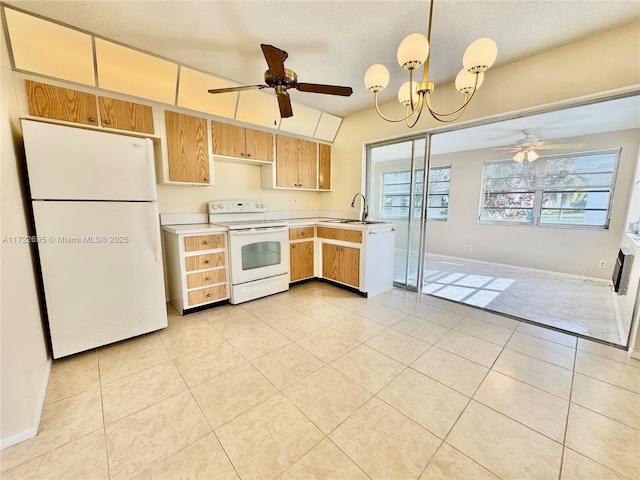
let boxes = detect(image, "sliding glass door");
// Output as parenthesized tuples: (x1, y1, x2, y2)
(367, 136, 429, 290)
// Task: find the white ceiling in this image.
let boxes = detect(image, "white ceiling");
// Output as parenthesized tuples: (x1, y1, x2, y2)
(4, 0, 640, 118)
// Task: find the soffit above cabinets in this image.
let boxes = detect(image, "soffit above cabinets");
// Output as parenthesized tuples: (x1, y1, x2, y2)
(1, 5, 343, 142)
(4, 8, 95, 86)
(95, 39, 178, 105)
(177, 67, 238, 119)
(279, 103, 322, 138)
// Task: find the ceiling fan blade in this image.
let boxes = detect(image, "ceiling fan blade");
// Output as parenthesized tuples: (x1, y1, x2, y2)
(295, 82, 353, 96)
(535, 142, 586, 150)
(277, 93, 293, 118)
(208, 85, 267, 94)
(261, 44, 287, 78)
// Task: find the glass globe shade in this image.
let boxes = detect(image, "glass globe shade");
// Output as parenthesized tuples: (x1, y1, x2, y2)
(364, 64, 390, 92)
(455, 69, 484, 93)
(398, 81, 419, 107)
(397, 33, 429, 70)
(463, 38, 498, 72)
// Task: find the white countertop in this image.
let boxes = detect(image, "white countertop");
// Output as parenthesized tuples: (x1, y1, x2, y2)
(161, 218, 394, 234)
(161, 223, 228, 235)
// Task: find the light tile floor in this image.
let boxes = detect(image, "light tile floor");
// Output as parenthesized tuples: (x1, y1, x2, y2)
(421, 255, 622, 344)
(2, 282, 639, 480)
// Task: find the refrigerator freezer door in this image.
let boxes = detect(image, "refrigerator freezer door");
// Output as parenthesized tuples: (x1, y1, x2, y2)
(33, 201, 167, 358)
(22, 119, 157, 201)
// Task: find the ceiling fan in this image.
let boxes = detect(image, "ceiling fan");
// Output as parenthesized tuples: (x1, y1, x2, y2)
(498, 129, 585, 162)
(207, 44, 353, 119)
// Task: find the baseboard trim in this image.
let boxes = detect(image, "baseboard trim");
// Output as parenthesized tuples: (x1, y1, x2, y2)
(1, 358, 52, 450)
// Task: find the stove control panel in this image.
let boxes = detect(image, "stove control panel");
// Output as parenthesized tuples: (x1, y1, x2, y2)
(208, 200, 266, 214)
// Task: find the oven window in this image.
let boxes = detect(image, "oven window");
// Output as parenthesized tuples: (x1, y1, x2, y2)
(241, 241, 281, 270)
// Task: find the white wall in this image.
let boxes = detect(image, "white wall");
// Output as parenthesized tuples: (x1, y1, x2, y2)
(0, 25, 50, 447)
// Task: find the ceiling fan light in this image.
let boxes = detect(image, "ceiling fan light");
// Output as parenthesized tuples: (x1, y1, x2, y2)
(397, 33, 430, 70)
(364, 64, 390, 92)
(455, 69, 484, 93)
(526, 150, 539, 162)
(463, 38, 498, 73)
(398, 81, 419, 106)
(513, 151, 525, 163)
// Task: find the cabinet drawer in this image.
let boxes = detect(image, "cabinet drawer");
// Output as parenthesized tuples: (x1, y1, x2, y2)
(185, 252, 225, 271)
(317, 227, 362, 244)
(184, 234, 226, 252)
(188, 285, 227, 306)
(289, 227, 314, 240)
(186, 269, 226, 289)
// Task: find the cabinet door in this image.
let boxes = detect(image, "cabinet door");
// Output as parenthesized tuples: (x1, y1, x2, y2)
(245, 127, 273, 162)
(99, 96, 154, 134)
(321, 243, 341, 283)
(26, 80, 98, 126)
(290, 241, 314, 282)
(275, 135, 299, 187)
(211, 120, 246, 158)
(165, 110, 210, 183)
(339, 246, 360, 287)
(297, 138, 318, 189)
(318, 143, 331, 190)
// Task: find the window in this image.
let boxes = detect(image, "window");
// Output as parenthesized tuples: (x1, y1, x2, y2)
(480, 151, 619, 228)
(380, 166, 451, 220)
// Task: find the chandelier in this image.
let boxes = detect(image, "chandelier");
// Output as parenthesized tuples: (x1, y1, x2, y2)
(364, 0, 497, 127)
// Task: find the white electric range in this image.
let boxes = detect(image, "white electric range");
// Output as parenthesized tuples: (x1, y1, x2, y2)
(209, 200, 290, 304)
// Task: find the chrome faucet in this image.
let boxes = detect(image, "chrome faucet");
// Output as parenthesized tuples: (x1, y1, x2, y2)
(350, 193, 368, 222)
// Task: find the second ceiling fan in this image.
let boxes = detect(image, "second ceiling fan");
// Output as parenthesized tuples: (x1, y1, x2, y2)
(207, 44, 353, 118)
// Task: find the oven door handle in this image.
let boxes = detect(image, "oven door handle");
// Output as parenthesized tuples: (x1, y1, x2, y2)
(229, 227, 288, 236)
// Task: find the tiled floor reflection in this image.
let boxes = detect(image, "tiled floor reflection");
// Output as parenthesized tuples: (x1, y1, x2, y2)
(2, 282, 639, 479)
(421, 255, 621, 344)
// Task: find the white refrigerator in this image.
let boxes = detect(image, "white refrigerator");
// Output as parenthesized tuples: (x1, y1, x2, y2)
(22, 120, 168, 358)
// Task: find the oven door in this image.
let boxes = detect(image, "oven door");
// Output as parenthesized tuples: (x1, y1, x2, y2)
(228, 227, 290, 285)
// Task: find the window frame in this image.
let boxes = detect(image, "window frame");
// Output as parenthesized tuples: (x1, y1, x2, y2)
(379, 165, 451, 221)
(478, 149, 620, 229)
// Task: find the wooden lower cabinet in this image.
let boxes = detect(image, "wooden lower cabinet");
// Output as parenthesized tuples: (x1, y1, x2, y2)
(290, 240, 314, 282)
(321, 243, 360, 288)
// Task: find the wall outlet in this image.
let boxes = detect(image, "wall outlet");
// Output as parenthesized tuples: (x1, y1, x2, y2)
(290, 196, 297, 205)
(598, 260, 606, 268)
(467, 245, 473, 252)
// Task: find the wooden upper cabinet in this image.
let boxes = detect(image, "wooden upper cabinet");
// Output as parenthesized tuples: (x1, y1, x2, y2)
(275, 135, 317, 189)
(245, 127, 273, 162)
(211, 120, 273, 162)
(318, 143, 331, 190)
(98, 96, 154, 134)
(26, 80, 98, 126)
(211, 121, 245, 158)
(165, 110, 210, 184)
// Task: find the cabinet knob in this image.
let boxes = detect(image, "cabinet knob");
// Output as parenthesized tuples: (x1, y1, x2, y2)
(240, 153, 245, 157)
(203, 178, 209, 182)
(292, 244, 296, 249)
(204, 260, 210, 264)
(205, 276, 211, 280)
(247, 153, 252, 157)
(206, 293, 212, 297)
(104, 119, 111, 125)
(89, 117, 95, 122)
(203, 240, 209, 244)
